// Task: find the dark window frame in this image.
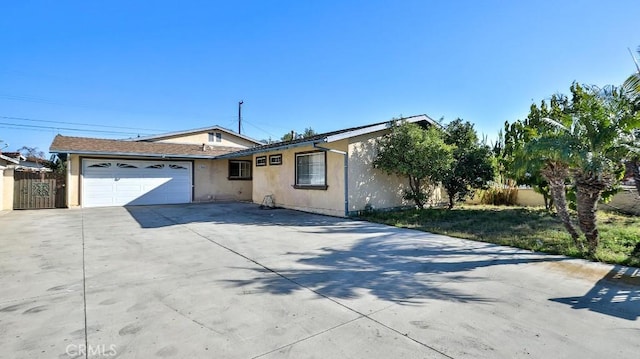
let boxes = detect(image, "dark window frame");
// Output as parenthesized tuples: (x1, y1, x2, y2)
(269, 154, 283, 166)
(256, 156, 267, 167)
(293, 151, 328, 190)
(228, 160, 252, 180)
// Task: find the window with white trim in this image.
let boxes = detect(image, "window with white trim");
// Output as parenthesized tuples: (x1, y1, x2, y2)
(209, 132, 222, 143)
(295, 152, 326, 188)
(229, 160, 252, 180)
(256, 156, 267, 167)
(269, 154, 282, 166)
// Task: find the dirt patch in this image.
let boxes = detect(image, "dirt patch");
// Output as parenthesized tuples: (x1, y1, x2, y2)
(543, 261, 640, 286)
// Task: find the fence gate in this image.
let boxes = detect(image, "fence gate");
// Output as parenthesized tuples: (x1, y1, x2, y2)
(13, 172, 66, 209)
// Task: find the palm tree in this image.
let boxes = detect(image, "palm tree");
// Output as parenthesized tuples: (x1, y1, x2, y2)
(622, 47, 640, 197)
(547, 84, 638, 256)
(511, 95, 583, 250)
(518, 135, 583, 251)
(622, 46, 640, 107)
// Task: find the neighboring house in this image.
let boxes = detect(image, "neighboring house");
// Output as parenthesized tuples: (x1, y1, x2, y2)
(49, 126, 263, 208)
(49, 115, 442, 216)
(0, 152, 50, 172)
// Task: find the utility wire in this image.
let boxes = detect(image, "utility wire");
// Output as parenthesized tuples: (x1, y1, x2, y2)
(0, 122, 153, 136)
(1, 115, 167, 132)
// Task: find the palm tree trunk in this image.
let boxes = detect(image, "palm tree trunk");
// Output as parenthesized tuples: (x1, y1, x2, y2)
(574, 171, 612, 258)
(549, 180, 583, 250)
(540, 162, 583, 251)
(632, 159, 640, 197)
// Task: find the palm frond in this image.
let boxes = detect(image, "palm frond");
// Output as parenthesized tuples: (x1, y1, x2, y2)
(540, 117, 569, 131)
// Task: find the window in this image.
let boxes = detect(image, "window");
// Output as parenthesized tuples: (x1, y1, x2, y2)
(229, 160, 252, 180)
(208, 132, 222, 143)
(256, 156, 267, 167)
(88, 162, 111, 168)
(117, 163, 138, 168)
(269, 154, 282, 166)
(295, 152, 327, 189)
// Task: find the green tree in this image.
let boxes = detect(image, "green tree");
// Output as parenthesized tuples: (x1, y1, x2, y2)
(281, 127, 317, 141)
(566, 84, 637, 255)
(374, 121, 453, 208)
(538, 84, 639, 256)
(499, 93, 587, 250)
(622, 46, 640, 108)
(442, 119, 495, 209)
(622, 46, 640, 197)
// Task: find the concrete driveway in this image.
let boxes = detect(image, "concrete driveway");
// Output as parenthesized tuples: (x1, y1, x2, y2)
(0, 203, 638, 359)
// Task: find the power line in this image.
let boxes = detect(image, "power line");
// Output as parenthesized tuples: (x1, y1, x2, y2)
(0, 122, 153, 136)
(1, 115, 167, 132)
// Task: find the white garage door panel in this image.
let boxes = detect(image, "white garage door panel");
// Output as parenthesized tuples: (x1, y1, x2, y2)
(82, 160, 192, 207)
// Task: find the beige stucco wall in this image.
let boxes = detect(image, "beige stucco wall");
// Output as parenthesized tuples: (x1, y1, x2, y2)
(2, 168, 14, 210)
(598, 187, 640, 215)
(466, 188, 544, 207)
(0, 168, 4, 210)
(68, 155, 81, 207)
(516, 188, 546, 207)
(155, 131, 257, 148)
(251, 132, 447, 217)
(347, 132, 443, 212)
(193, 158, 252, 202)
(251, 141, 348, 217)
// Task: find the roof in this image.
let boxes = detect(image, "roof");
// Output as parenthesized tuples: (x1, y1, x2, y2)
(49, 135, 243, 159)
(1, 152, 26, 161)
(216, 114, 436, 159)
(0, 154, 20, 164)
(129, 125, 263, 145)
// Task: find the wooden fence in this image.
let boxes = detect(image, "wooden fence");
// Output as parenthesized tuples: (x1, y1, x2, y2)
(13, 171, 66, 209)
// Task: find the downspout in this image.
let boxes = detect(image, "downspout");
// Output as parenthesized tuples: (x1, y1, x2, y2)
(313, 143, 349, 217)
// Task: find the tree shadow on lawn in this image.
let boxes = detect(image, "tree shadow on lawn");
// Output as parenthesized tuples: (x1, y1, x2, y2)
(225, 234, 568, 305)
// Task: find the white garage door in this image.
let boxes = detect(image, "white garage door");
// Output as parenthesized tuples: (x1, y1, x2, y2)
(82, 159, 192, 207)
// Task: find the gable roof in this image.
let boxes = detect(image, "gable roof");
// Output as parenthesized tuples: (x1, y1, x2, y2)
(50, 135, 242, 159)
(0, 154, 20, 165)
(216, 114, 436, 159)
(129, 125, 263, 145)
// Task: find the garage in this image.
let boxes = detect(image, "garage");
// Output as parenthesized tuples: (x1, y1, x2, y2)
(82, 159, 192, 207)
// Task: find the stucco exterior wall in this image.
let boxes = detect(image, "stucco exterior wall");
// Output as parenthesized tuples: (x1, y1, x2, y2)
(68, 155, 81, 207)
(603, 188, 640, 215)
(466, 188, 544, 206)
(2, 168, 14, 210)
(251, 141, 348, 217)
(347, 132, 443, 212)
(155, 131, 257, 148)
(193, 158, 252, 202)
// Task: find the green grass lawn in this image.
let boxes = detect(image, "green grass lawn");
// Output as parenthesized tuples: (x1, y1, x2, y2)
(360, 205, 640, 267)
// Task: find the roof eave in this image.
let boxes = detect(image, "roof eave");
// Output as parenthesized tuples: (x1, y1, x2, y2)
(49, 149, 223, 159)
(324, 114, 437, 142)
(215, 138, 327, 159)
(0, 154, 20, 164)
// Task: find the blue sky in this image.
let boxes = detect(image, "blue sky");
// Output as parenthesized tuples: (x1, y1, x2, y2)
(1, 0, 638, 155)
